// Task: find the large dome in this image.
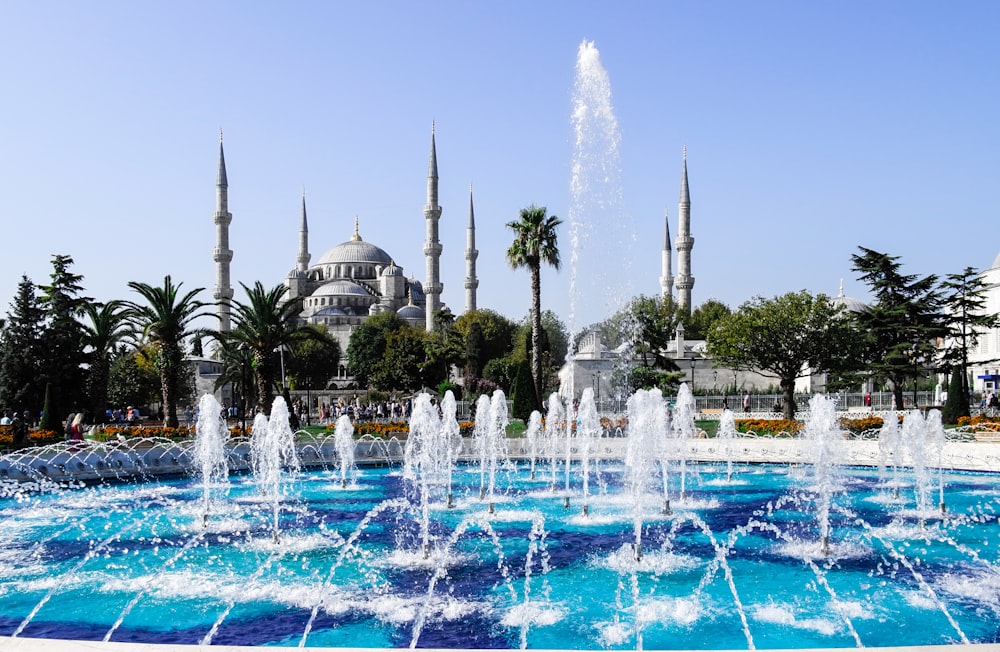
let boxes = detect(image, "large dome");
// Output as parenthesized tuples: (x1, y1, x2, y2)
(316, 239, 393, 267)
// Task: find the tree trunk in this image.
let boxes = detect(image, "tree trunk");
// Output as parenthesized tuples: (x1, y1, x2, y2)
(530, 263, 543, 410)
(781, 378, 796, 420)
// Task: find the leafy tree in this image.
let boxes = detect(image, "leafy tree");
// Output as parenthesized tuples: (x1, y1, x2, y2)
(454, 309, 518, 377)
(707, 291, 865, 419)
(107, 348, 161, 412)
(81, 300, 133, 421)
(851, 247, 946, 410)
(285, 325, 341, 392)
(38, 255, 89, 425)
(938, 266, 998, 419)
(125, 276, 209, 427)
(512, 310, 569, 400)
(630, 295, 682, 373)
(346, 311, 406, 387)
(371, 326, 426, 393)
(422, 308, 464, 388)
(684, 299, 732, 339)
(0, 276, 46, 417)
(507, 204, 562, 409)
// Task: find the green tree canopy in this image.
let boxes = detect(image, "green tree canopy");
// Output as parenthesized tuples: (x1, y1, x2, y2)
(684, 298, 732, 340)
(285, 324, 341, 392)
(707, 290, 865, 419)
(0, 276, 46, 417)
(346, 311, 406, 387)
(38, 255, 90, 425)
(454, 309, 518, 380)
(851, 247, 946, 410)
(371, 326, 427, 393)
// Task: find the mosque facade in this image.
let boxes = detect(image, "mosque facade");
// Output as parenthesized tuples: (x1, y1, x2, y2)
(210, 126, 483, 359)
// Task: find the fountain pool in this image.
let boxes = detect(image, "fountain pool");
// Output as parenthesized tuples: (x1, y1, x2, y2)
(0, 396, 999, 650)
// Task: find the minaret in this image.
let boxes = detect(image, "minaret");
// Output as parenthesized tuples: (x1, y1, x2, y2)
(464, 183, 479, 313)
(659, 209, 673, 300)
(296, 189, 310, 274)
(423, 123, 443, 330)
(212, 131, 234, 331)
(674, 147, 695, 310)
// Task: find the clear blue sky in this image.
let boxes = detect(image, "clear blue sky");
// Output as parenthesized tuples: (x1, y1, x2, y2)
(1, 1, 998, 333)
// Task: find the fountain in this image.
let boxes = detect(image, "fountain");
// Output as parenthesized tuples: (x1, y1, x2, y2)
(249, 396, 300, 543)
(0, 390, 999, 649)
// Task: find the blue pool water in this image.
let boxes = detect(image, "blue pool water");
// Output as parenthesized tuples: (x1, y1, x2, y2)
(1, 460, 998, 649)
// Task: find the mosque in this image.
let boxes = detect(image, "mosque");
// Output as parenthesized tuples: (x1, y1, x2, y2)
(210, 125, 477, 362)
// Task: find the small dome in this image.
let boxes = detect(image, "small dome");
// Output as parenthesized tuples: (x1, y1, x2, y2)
(831, 280, 867, 313)
(314, 306, 347, 316)
(381, 260, 403, 277)
(311, 280, 373, 298)
(397, 304, 425, 320)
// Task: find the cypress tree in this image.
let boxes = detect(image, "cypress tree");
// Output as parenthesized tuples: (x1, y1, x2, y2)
(942, 367, 967, 425)
(510, 358, 538, 421)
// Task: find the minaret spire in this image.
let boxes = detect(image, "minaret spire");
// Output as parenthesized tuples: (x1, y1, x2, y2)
(296, 189, 310, 273)
(674, 147, 695, 310)
(423, 122, 443, 330)
(464, 183, 479, 313)
(212, 131, 234, 331)
(659, 209, 674, 300)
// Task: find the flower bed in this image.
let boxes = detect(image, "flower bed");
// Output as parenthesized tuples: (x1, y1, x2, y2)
(328, 420, 476, 438)
(735, 418, 803, 436)
(92, 426, 194, 442)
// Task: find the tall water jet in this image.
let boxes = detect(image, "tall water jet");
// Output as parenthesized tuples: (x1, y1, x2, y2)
(717, 408, 738, 481)
(625, 388, 664, 558)
(568, 40, 632, 332)
(250, 396, 300, 543)
(565, 40, 633, 413)
(800, 394, 842, 555)
(525, 410, 542, 479)
(191, 393, 230, 526)
(333, 414, 355, 488)
(488, 389, 510, 513)
(545, 393, 565, 491)
(670, 383, 698, 502)
(925, 408, 947, 514)
(901, 409, 932, 518)
(440, 390, 461, 507)
(404, 393, 444, 558)
(575, 387, 600, 516)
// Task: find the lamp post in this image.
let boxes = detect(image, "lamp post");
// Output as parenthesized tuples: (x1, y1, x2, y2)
(689, 358, 696, 391)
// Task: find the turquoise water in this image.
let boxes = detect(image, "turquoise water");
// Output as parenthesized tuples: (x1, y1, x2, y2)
(0, 460, 998, 649)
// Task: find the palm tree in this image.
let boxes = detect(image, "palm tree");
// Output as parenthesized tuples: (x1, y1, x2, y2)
(506, 205, 562, 408)
(80, 300, 133, 422)
(216, 282, 325, 416)
(125, 276, 209, 427)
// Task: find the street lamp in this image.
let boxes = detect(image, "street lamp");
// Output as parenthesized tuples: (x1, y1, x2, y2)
(689, 358, 696, 391)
